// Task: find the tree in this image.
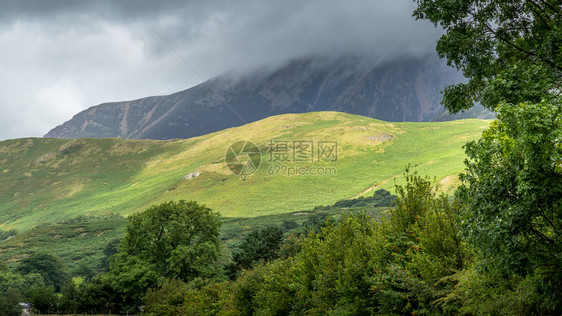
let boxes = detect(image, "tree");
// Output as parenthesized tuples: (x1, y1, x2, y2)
(223, 170, 473, 315)
(228, 226, 284, 279)
(457, 102, 562, 311)
(0, 271, 44, 297)
(74, 262, 95, 281)
(85, 200, 222, 314)
(413, 0, 562, 112)
(105, 257, 159, 314)
(16, 253, 68, 292)
(0, 287, 21, 316)
(99, 238, 120, 271)
(233, 226, 284, 269)
(118, 200, 222, 282)
(24, 285, 58, 314)
(71, 277, 119, 315)
(390, 167, 435, 235)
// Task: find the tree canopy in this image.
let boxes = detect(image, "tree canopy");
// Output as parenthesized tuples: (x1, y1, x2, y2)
(118, 200, 221, 281)
(229, 225, 284, 275)
(458, 102, 562, 276)
(414, 0, 562, 112)
(15, 253, 67, 292)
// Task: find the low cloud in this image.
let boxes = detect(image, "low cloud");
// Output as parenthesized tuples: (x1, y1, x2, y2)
(0, 0, 441, 140)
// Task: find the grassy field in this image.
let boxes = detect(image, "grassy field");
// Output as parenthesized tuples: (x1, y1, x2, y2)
(0, 111, 488, 233)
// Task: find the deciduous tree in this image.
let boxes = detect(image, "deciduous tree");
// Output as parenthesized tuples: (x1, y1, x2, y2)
(414, 0, 562, 112)
(118, 200, 222, 281)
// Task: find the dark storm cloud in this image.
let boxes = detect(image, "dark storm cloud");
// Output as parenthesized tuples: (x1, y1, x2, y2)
(0, 0, 181, 20)
(0, 0, 441, 140)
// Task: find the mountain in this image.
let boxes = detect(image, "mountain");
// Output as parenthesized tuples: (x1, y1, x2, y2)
(2, 112, 489, 231)
(45, 55, 491, 140)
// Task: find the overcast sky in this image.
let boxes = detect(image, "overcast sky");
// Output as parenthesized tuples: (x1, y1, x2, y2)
(0, 0, 441, 140)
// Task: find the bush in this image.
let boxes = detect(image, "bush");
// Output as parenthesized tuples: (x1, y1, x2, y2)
(0, 229, 17, 241)
(145, 279, 237, 315)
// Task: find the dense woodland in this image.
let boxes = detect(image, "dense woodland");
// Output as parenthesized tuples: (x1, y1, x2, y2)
(1, 0, 561, 314)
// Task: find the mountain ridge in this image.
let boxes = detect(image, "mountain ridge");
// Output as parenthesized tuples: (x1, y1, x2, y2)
(45, 54, 491, 140)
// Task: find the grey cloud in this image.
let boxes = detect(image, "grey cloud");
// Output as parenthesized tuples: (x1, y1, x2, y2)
(0, 0, 442, 140)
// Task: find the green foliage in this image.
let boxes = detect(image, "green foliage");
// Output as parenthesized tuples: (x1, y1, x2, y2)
(144, 279, 190, 315)
(0, 270, 46, 315)
(0, 204, 376, 278)
(145, 279, 237, 315)
(234, 260, 298, 316)
(106, 256, 160, 313)
(232, 264, 271, 315)
(458, 102, 562, 276)
(389, 167, 435, 235)
(100, 238, 120, 272)
(301, 212, 335, 234)
(0, 229, 16, 241)
(16, 253, 68, 292)
(456, 101, 562, 313)
(92, 200, 223, 313)
(0, 287, 21, 316)
(0, 214, 127, 274)
(414, 0, 562, 112)
(24, 284, 58, 314)
(277, 234, 302, 259)
(281, 220, 299, 231)
(58, 282, 81, 315)
(371, 170, 471, 315)
(229, 225, 284, 276)
(119, 200, 222, 282)
(59, 142, 83, 156)
(442, 266, 562, 315)
(332, 188, 396, 208)
(227, 169, 472, 315)
(54, 261, 149, 315)
(297, 213, 383, 314)
(71, 277, 119, 315)
(74, 262, 96, 281)
(372, 188, 398, 207)
(0, 271, 42, 294)
(231, 213, 385, 315)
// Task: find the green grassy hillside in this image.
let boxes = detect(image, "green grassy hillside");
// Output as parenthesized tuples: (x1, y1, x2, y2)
(0, 112, 488, 232)
(0, 214, 127, 271)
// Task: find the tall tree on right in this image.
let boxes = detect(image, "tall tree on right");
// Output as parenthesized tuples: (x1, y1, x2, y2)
(413, 0, 562, 112)
(457, 101, 561, 276)
(414, 1, 562, 313)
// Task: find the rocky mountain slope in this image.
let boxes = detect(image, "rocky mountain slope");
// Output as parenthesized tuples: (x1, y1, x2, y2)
(45, 55, 490, 140)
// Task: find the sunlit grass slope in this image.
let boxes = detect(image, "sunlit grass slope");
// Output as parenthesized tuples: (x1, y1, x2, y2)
(0, 112, 489, 231)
